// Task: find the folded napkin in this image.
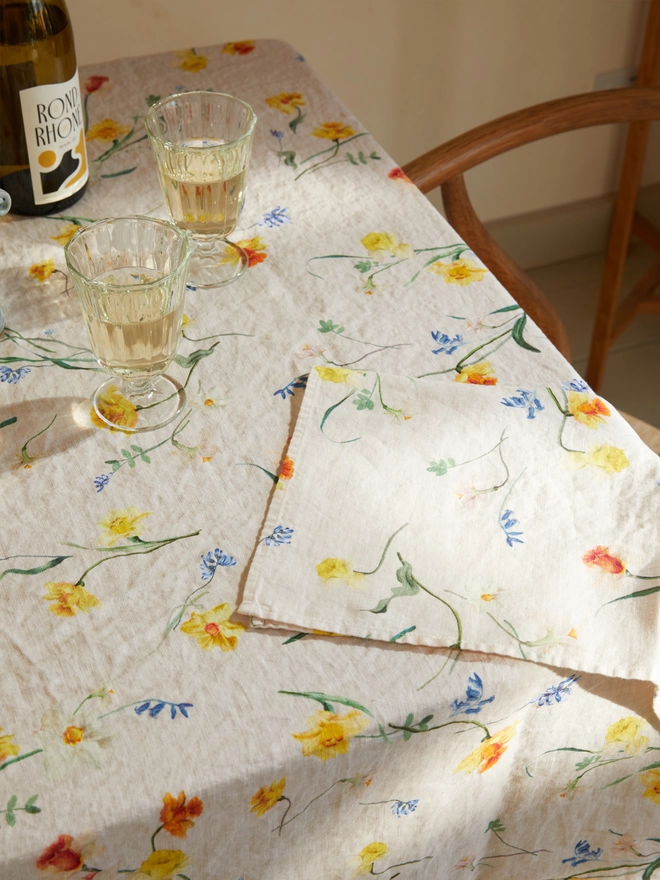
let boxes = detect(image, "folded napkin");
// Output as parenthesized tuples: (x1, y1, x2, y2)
(239, 367, 660, 690)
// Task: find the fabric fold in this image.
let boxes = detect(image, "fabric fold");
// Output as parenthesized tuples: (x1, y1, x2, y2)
(239, 367, 660, 704)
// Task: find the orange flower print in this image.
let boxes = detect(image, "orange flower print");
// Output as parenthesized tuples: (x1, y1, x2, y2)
(159, 791, 204, 838)
(220, 236, 267, 268)
(388, 167, 412, 184)
(50, 223, 80, 247)
(222, 40, 256, 55)
(279, 456, 295, 481)
(312, 121, 357, 140)
(86, 118, 131, 142)
(454, 723, 518, 774)
(455, 361, 497, 386)
(0, 727, 20, 763)
(84, 75, 109, 94)
(582, 546, 625, 574)
(266, 92, 305, 114)
(42, 582, 101, 617)
(29, 259, 55, 282)
(567, 391, 610, 429)
(640, 768, 660, 804)
(174, 49, 208, 72)
(250, 777, 286, 816)
(36, 833, 96, 875)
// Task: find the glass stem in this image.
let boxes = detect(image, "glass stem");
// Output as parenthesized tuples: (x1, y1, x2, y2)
(122, 376, 157, 397)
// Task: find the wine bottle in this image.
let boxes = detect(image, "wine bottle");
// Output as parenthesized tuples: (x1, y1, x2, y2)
(0, 0, 88, 215)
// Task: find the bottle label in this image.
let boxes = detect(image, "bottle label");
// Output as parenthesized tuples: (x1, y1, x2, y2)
(19, 69, 88, 206)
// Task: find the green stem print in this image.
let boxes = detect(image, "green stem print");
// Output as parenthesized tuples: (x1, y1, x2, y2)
(294, 132, 377, 180)
(370, 855, 433, 875)
(418, 310, 539, 380)
(319, 372, 406, 443)
(389, 714, 490, 742)
(271, 778, 361, 835)
(104, 412, 195, 474)
(0, 794, 41, 828)
(87, 110, 149, 178)
(428, 430, 509, 494)
(485, 613, 556, 661)
(0, 417, 17, 429)
(1, 327, 100, 372)
(19, 414, 57, 466)
(316, 318, 410, 368)
(454, 818, 548, 873)
(0, 555, 70, 582)
(63, 529, 200, 588)
(355, 524, 408, 576)
(307, 242, 473, 290)
(367, 552, 463, 650)
(0, 750, 43, 773)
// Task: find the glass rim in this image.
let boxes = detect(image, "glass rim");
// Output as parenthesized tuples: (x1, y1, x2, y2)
(64, 215, 192, 292)
(144, 90, 257, 152)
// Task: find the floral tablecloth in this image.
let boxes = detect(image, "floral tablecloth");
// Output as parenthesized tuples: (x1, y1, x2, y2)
(2, 38, 660, 880)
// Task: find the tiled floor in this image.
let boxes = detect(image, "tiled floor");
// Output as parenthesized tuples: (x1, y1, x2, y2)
(528, 241, 660, 427)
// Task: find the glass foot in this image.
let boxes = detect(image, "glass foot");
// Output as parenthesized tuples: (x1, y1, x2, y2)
(188, 237, 248, 289)
(93, 375, 186, 433)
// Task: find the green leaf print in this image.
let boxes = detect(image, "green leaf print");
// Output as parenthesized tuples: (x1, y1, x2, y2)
(367, 558, 420, 614)
(511, 314, 541, 353)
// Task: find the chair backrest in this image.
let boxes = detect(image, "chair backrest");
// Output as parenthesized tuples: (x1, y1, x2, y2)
(402, 87, 660, 359)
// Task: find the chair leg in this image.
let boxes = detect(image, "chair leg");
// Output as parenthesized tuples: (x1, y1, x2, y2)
(585, 120, 652, 391)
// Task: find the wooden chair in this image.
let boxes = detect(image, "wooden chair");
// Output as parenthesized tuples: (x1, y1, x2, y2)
(402, 87, 660, 453)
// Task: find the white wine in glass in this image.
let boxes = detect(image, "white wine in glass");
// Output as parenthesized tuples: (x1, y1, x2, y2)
(145, 93, 257, 289)
(65, 216, 191, 433)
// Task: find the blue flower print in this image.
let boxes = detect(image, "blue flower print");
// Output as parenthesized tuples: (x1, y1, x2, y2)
(44, 329, 54, 336)
(134, 700, 194, 720)
(94, 473, 113, 493)
(562, 840, 603, 867)
(562, 378, 589, 393)
(500, 389, 544, 419)
(0, 366, 30, 384)
(531, 674, 581, 707)
(499, 509, 523, 547)
(260, 206, 290, 228)
(431, 331, 465, 355)
(451, 673, 495, 716)
(200, 548, 237, 581)
(391, 800, 419, 817)
(274, 374, 308, 400)
(264, 525, 293, 546)
(270, 129, 284, 143)
(185, 281, 197, 292)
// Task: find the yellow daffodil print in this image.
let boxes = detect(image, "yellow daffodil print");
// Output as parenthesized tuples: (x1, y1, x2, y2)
(222, 40, 256, 55)
(181, 603, 245, 651)
(174, 48, 208, 72)
(455, 361, 497, 386)
(566, 391, 610, 429)
(219, 236, 267, 268)
(0, 728, 20, 763)
(138, 850, 189, 879)
(86, 118, 131, 142)
(605, 716, 648, 756)
(98, 506, 151, 546)
(454, 723, 518, 774)
(29, 258, 55, 282)
(313, 365, 356, 384)
(316, 557, 366, 589)
(569, 444, 630, 475)
(42, 582, 101, 617)
(266, 92, 305, 114)
(250, 777, 287, 816)
(50, 223, 80, 247)
(361, 231, 412, 259)
(428, 257, 488, 285)
(354, 842, 388, 875)
(640, 768, 660, 804)
(291, 708, 369, 761)
(312, 121, 356, 140)
(90, 385, 139, 432)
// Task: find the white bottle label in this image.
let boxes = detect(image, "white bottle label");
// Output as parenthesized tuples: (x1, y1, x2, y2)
(19, 69, 88, 205)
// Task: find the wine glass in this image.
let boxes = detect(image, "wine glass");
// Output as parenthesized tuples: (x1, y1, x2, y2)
(145, 91, 257, 289)
(65, 216, 191, 432)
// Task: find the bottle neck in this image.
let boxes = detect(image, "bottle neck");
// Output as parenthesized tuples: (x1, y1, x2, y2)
(0, 0, 71, 46)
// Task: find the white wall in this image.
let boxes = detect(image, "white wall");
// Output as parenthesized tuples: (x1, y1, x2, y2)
(68, 0, 658, 222)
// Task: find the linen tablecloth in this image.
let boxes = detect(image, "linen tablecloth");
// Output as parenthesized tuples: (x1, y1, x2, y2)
(2, 39, 660, 880)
